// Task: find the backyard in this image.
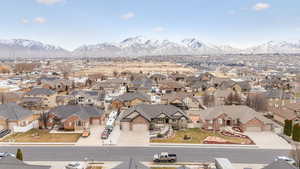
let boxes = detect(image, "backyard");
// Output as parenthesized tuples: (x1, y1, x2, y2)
(151, 128, 251, 144)
(1, 129, 81, 143)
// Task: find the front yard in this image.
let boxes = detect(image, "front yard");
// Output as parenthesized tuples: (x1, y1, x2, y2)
(1, 129, 81, 143)
(151, 128, 251, 144)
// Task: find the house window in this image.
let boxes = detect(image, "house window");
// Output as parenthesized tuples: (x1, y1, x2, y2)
(209, 120, 213, 124)
(218, 119, 223, 124)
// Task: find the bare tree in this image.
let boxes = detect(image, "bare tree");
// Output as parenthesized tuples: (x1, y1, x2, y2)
(225, 92, 242, 105)
(57, 63, 73, 79)
(203, 92, 215, 107)
(246, 93, 268, 112)
(14, 63, 37, 73)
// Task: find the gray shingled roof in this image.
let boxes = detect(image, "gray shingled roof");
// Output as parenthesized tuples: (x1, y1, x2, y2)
(26, 88, 55, 96)
(121, 104, 188, 121)
(0, 103, 34, 121)
(0, 156, 51, 169)
(49, 105, 103, 121)
(199, 105, 272, 124)
(113, 158, 149, 169)
(115, 92, 150, 102)
(262, 160, 297, 169)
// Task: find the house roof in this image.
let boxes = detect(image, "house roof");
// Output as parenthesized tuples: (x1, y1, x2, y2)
(199, 105, 272, 124)
(0, 156, 51, 169)
(265, 89, 291, 99)
(161, 92, 199, 103)
(25, 88, 55, 96)
(113, 158, 149, 169)
(262, 160, 297, 169)
(49, 105, 103, 121)
(0, 103, 34, 121)
(271, 107, 298, 120)
(115, 92, 150, 102)
(121, 104, 188, 121)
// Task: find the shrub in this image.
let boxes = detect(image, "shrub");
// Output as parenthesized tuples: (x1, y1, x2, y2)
(183, 135, 191, 140)
(16, 149, 23, 161)
(157, 133, 163, 138)
(284, 120, 293, 136)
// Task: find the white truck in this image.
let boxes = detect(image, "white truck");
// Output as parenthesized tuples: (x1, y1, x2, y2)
(153, 152, 177, 162)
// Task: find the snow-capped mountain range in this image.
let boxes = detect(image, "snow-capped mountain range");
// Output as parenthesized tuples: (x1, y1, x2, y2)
(0, 39, 68, 58)
(0, 37, 300, 58)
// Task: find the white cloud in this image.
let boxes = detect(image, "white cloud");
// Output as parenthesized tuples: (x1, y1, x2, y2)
(21, 18, 29, 24)
(36, 0, 64, 5)
(253, 3, 270, 11)
(34, 17, 47, 24)
(121, 12, 135, 20)
(153, 27, 166, 32)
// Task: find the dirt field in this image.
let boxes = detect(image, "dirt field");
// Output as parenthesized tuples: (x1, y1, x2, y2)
(74, 61, 196, 76)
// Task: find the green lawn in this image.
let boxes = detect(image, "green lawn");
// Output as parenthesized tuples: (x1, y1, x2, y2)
(151, 128, 251, 144)
(1, 129, 81, 143)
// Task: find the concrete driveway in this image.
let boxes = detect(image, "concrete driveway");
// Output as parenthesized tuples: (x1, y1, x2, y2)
(76, 125, 103, 146)
(117, 130, 149, 146)
(245, 131, 292, 149)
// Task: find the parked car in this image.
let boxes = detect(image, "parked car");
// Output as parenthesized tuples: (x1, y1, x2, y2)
(153, 152, 177, 162)
(0, 152, 16, 159)
(65, 162, 86, 169)
(0, 129, 11, 138)
(274, 156, 296, 165)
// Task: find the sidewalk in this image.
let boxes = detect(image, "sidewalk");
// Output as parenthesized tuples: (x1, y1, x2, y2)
(149, 143, 260, 149)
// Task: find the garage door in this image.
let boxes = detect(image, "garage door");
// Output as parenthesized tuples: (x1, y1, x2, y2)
(132, 124, 148, 132)
(92, 119, 100, 125)
(121, 122, 130, 131)
(8, 122, 17, 130)
(246, 126, 262, 132)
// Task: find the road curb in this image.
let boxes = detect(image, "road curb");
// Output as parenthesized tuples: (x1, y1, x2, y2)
(149, 143, 260, 148)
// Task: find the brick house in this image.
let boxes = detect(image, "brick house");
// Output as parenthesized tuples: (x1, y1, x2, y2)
(48, 105, 104, 131)
(112, 92, 151, 109)
(0, 103, 38, 131)
(199, 105, 275, 132)
(24, 88, 57, 108)
(120, 104, 189, 132)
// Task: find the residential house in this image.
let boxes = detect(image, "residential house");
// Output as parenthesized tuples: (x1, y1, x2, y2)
(160, 92, 205, 110)
(262, 160, 297, 169)
(0, 156, 51, 169)
(158, 80, 185, 93)
(70, 90, 105, 107)
(120, 104, 189, 132)
(24, 88, 56, 108)
(48, 105, 104, 131)
(0, 103, 38, 132)
(112, 92, 151, 109)
(272, 102, 300, 124)
(199, 105, 275, 132)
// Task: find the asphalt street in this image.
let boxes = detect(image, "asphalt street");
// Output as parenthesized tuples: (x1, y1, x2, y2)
(0, 146, 290, 164)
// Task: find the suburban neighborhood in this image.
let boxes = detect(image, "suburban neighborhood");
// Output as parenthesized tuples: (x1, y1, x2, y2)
(1, 0, 300, 168)
(0, 57, 300, 169)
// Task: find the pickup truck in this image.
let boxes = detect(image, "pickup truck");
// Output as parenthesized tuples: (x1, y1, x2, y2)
(153, 152, 177, 162)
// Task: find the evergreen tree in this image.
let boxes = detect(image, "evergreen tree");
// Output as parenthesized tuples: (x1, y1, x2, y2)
(284, 120, 293, 136)
(292, 124, 300, 142)
(16, 148, 23, 161)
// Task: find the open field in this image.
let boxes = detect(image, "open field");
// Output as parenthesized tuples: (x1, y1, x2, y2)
(74, 61, 196, 76)
(151, 128, 251, 144)
(1, 129, 81, 143)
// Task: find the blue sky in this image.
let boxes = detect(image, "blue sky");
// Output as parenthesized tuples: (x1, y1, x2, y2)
(0, 0, 300, 50)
